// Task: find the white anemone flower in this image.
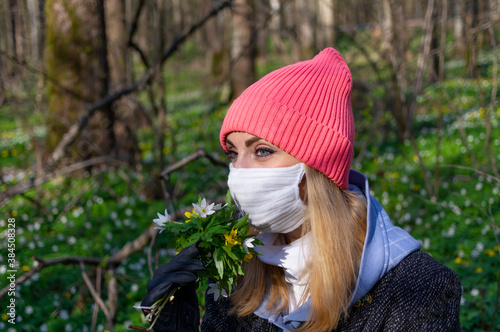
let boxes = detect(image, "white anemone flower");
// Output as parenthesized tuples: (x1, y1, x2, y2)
(213, 203, 228, 211)
(242, 237, 256, 254)
(193, 198, 215, 218)
(153, 209, 171, 232)
(207, 282, 228, 301)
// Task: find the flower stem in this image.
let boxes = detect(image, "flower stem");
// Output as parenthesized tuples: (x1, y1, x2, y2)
(129, 288, 177, 331)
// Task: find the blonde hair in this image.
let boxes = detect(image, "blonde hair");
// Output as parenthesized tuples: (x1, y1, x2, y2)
(230, 165, 367, 331)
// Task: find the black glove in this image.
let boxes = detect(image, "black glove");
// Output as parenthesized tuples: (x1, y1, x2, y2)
(141, 242, 205, 332)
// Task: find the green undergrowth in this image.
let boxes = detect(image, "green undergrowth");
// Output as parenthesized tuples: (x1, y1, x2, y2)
(1, 51, 499, 331)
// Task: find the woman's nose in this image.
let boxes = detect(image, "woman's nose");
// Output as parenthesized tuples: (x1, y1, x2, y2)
(232, 155, 250, 169)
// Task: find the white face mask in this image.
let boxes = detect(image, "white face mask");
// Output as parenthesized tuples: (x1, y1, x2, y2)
(227, 163, 306, 234)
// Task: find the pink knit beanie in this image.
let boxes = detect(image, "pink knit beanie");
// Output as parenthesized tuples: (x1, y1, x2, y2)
(220, 48, 354, 190)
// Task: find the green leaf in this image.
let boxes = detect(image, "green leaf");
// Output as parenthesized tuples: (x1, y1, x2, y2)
(209, 225, 231, 235)
(238, 223, 249, 235)
(221, 245, 239, 260)
(236, 263, 244, 275)
(214, 248, 224, 279)
(205, 216, 224, 230)
(179, 237, 189, 248)
(233, 215, 249, 229)
(188, 232, 202, 242)
(201, 234, 212, 243)
(225, 190, 232, 206)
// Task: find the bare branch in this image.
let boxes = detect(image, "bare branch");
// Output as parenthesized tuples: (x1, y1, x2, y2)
(402, 0, 436, 198)
(91, 267, 102, 332)
(160, 1, 232, 64)
(127, 0, 149, 68)
(129, 41, 150, 68)
(107, 269, 118, 330)
(487, 24, 499, 177)
(438, 164, 500, 184)
(80, 262, 111, 319)
(128, 0, 146, 45)
(407, 0, 435, 121)
(147, 231, 158, 279)
(432, 0, 448, 198)
(160, 149, 227, 178)
(108, 226, 157, 265)
(35, 256, 103, 266)
(0, 156, 131, 208)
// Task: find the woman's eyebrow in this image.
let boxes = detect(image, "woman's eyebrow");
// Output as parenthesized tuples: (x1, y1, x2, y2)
(245, 136, 262, 147)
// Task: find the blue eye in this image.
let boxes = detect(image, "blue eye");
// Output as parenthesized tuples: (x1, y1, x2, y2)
(255, 147, 275, 157)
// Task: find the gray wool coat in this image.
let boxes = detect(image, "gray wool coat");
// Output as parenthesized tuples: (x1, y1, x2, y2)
(201, 250, 462, 332)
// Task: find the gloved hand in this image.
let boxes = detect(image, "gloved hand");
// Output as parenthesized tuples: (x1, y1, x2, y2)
(141, 242, 205, 332)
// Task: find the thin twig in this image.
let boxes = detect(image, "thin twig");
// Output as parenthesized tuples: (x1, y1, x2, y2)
(80, 262, 110, 318)
(406, 0, 435, 198)
(433, 0, 448, 198)
(438, 164, 500, 184)
(108, 226, 157, 265)
(128, 0, 149, 68)
(487, 24, 499, 177)
(90, 267, 102, 332)
(160, 149, 227, 178)
(147, 231, 157, 279)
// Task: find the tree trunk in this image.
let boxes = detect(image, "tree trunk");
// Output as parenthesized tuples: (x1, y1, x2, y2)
(0, 2, 9, 91)
(430, 0, 441, 82)
(8, 0, 17, 59)
(378, 0, 407, 140)
(453, 0, 465, 57)
(231, 0, 256, 98)
(316, 0, 335, 49)
(104, 0, 139, 163)
(44, 0, 113, 163)
(27, 0, 45, 66)
(204, 0, 226, 79)
(6, 0, 19, 77)
(284, 0, 301, 62)
(296, 0, 315, 59)
(467, 0, 479, 77)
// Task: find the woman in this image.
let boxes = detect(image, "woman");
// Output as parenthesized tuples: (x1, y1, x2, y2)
(141, 48, 461, 331)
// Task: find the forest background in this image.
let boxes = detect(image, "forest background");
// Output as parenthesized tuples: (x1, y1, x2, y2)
(0, 0, 499, 331)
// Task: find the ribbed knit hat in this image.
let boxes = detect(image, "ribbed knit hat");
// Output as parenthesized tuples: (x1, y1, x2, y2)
(220, 48, 354, 190)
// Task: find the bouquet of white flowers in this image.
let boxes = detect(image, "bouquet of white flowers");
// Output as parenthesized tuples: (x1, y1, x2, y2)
(131, 191, 261, 330)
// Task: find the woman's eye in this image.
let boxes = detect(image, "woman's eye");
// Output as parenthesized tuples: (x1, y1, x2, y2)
(226, 150, 237, 160)
(255, 147, 275, 157)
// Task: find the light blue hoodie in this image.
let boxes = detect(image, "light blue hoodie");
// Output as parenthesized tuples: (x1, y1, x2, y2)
(254, 170, 422, 331)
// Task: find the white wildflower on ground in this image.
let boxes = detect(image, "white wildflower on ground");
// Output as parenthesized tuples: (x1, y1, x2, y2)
(59, 309, 69, 320)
